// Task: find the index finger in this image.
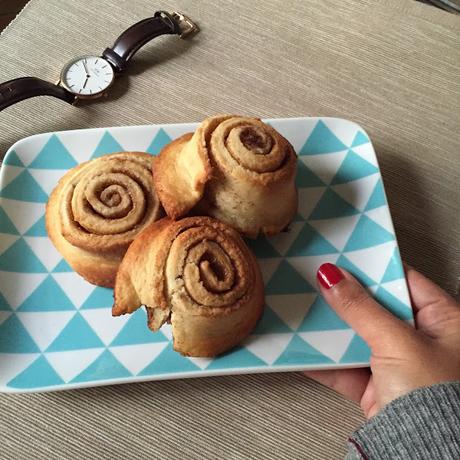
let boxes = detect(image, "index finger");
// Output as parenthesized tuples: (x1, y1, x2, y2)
(405, 265, 459, 313)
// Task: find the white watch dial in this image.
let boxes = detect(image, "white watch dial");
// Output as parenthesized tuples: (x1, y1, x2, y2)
(62, 56, 114, 96)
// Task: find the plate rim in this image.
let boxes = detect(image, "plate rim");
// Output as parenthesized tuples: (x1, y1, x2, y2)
(2, 116, 368, 165)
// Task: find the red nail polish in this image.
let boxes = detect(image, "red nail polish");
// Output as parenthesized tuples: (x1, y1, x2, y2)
(317, 263, 344, 289)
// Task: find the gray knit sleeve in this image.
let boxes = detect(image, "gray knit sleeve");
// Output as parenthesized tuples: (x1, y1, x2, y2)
(346, 382, 460, 460)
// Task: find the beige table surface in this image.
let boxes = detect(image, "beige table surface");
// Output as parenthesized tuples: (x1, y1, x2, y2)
(0, 0, 459, 459)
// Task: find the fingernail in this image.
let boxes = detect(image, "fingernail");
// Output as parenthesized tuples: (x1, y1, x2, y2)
(317, 263, 344, 289)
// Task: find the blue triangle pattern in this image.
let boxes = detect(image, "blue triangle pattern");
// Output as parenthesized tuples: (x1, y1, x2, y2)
(336, 255, 378, 287)
(381, 248, 405, 283)
(81, 287, 113, 309)
(28, 135, 78, 169)
(340, 334, 370, 363)
(331, 150, 378, 184)
(110, 309, 168, 346)
(18, 275, 75, 312)
(8, 356, 64, 389)
(139, 343, 200, 375)
(374, 286, 413, 320)
(298, 296, 349, 332)
(296, 161, 325, 187)
(343, 215, 394, 251)
(299, 121, 347, 155)
(3, 150, 24, 167)
(0, 292, 11, 311)
(146, 128, 172, 155)
(309, 188, 360, 220)
(206, 347, 266, 370)
(351, 131, 370, 147)
(24, 215, 47, 236)
(0, 238, 47, 272)
(364, 179, 386, 211)
(52, 259, 73, 272)
(0, 170, 48, 202)
(0, 315, 40, 352)
(253, 306, 293, 334)
(274, 335, 334, 365)
(91, 132, 123, 158)
(286, 222, 339, 256)
(245, 237, 280, 258)
(0, 207, 19, 235)
(72, 350, 131, 383)
(266, 260, 316, 295)
(46, 313, 104, 351)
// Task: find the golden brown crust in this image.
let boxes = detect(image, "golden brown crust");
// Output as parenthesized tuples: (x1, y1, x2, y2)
(113, 216, 264, 357)
(152, 115, 298, 237)
(46, 152, 163, 287)
(152, 133, 197, 219)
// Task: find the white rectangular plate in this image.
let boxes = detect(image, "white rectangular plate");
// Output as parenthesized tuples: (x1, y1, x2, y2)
(0, 117, 412, 393)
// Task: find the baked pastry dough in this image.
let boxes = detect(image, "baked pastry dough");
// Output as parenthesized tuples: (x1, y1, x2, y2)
(153, 115, 298, 238)
(46, 152, 162, 287)
(113, 216, 264, 357)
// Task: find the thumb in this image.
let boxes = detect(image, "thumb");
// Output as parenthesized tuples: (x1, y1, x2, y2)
(317, 263, 414, 351)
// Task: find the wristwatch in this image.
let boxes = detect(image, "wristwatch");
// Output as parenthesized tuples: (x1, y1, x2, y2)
(0, 11, 198, 111)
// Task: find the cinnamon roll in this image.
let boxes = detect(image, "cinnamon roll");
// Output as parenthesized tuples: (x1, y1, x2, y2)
(46, 152, 162, 287)
(113, 216, 264, 357)
(153, 115, 297, 238)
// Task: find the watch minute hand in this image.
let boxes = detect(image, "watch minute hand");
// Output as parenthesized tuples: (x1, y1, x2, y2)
(83, 60, 90, 76)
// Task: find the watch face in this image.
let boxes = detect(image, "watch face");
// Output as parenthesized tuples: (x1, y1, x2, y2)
(61, 56, 114, 97)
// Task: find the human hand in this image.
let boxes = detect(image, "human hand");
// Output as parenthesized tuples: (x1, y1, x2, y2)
(305, 263, 460, 419)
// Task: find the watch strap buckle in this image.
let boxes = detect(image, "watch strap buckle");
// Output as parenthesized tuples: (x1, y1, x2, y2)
(171, 11, 199, 38)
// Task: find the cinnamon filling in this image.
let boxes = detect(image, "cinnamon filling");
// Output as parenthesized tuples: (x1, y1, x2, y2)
(239, 126, 272, 154)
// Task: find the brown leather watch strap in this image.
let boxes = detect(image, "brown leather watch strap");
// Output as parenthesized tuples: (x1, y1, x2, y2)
(0, 77, 75, 112)
(102, 11, 180, 72)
